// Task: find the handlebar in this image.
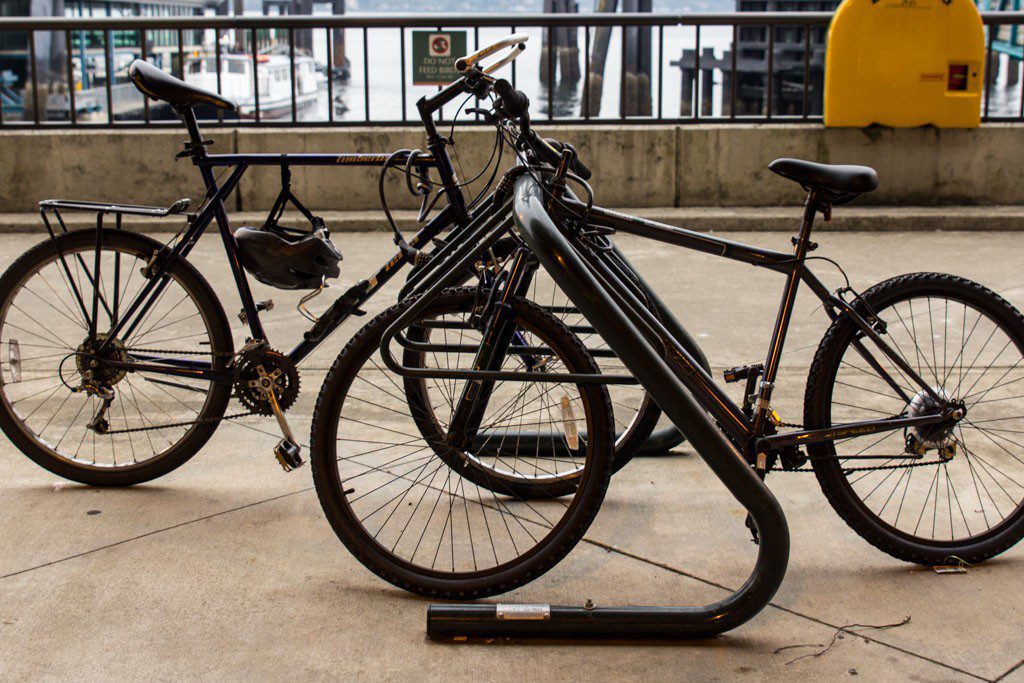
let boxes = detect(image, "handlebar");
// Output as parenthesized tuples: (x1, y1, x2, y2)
(456, 33, 529, 74)
(492, 78, 530, 119)
(490, 79, 591, 180)
(414, 34, 591, 202)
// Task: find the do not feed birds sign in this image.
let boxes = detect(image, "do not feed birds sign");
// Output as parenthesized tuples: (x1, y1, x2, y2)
(411, 31, 468, 86)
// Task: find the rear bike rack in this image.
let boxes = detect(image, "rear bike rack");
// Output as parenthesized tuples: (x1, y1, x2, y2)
(38, 197, 192, 239)
(426, 174, 789, 641)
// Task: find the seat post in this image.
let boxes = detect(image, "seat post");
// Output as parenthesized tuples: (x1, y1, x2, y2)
(793, 188, 820, 258)
(175, 105, 207, 159)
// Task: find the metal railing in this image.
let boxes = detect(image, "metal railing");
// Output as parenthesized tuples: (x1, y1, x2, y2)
(0, 11, 1022, 128)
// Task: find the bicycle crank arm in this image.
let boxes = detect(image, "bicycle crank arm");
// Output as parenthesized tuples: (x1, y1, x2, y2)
(262, 376, 304, 472)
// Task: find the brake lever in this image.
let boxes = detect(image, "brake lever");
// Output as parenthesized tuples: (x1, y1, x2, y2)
(465, 107, 497, 123)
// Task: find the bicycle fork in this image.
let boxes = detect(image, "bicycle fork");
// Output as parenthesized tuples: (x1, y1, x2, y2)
(445, 248, 536, 450)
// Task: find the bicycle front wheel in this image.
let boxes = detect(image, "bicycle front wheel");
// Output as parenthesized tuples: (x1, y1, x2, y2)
(805, 272, 1024, 564)
(403, 251, 662, 469)
(310, 288, 614, 598)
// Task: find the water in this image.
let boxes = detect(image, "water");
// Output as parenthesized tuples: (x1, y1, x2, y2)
(7, 19, 1021, 123)
(313, 24, 737, 123)
(307, 24, 1023, 123)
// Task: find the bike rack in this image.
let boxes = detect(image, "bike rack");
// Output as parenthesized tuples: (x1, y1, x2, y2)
(426, 174, 790, 640)
(389, 192, 711, 455)
(377, 209, 633, 386)
(395, 237, 710, 455)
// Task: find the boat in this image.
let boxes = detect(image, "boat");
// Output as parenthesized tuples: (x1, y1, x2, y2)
(186, 50, 324, 119)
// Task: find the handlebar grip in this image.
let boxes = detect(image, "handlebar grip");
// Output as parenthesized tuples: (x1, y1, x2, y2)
(569, 150, 592, 182)
(544, 139, 592, 181)
(456, 33, 529, 73)
(493, 79, 530, 119)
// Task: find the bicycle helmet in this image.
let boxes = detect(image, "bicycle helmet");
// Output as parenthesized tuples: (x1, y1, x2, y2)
(234, 224, 342, 290)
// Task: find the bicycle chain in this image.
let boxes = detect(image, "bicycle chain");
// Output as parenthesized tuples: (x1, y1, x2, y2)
(771, 458, 949, 474)
(125, 346, 234, 358)
(769, 421, 948, 473)
(100, 409, 255, 435)
(98, 347, 248, 435)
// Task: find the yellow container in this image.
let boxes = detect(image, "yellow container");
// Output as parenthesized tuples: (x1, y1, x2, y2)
(824, 0, 985, 128)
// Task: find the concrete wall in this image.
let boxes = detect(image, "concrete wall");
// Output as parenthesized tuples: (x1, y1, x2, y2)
(1, 123, 1021, 213)
(678, 124, 1024, 207)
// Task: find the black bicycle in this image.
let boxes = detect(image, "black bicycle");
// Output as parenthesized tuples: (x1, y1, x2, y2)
(514, 160, 1024, 568)
(0, 35, 668, 491)
(0, 37, 666, 602)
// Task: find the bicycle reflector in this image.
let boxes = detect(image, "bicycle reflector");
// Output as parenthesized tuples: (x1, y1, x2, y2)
(8, 339, 20, 382)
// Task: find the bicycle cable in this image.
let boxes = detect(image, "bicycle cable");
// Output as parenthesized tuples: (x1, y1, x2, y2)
(375, 92, 505, 257)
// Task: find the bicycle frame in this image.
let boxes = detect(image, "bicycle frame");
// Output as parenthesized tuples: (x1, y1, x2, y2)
(75, 79, 501, 382)
(549, 192, 953, 460)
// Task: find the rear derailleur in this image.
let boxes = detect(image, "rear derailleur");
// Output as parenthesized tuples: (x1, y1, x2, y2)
(81, 385, 116, 435)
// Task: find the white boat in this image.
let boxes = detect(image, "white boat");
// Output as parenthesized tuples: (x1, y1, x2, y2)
(186, 51, 323, 119)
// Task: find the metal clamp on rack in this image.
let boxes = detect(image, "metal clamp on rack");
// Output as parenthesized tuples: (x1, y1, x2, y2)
(426, 174, 790, 641)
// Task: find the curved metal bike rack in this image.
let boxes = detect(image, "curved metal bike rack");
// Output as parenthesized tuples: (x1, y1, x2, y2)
(391, 190, 710, 454)
(426, 174, 790, 640)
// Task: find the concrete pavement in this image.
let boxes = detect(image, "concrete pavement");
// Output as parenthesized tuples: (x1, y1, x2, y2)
(1, 228, 1023, 682)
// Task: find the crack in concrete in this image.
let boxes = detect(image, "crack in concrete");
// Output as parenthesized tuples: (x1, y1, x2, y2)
(996, 659, 1024, 682)
(0, 486, 313, 581)
(580, 537, 991, 682)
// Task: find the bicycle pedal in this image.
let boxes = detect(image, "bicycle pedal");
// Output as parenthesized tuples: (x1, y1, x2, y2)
(274, 438, 304, 472)
(723, 363, 764, 384)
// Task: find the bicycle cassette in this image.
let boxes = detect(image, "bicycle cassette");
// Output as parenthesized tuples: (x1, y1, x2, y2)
(233, 347, 300, 415)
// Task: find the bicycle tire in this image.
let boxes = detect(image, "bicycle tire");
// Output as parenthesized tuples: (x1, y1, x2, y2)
(310, 288, 614, 598)
(0, 229, 233, 486)
(805, 272, 1024, 564)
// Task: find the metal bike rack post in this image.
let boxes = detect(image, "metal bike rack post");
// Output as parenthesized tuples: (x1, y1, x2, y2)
(604, 240, 711, 456)
(427, 175, 789, 640)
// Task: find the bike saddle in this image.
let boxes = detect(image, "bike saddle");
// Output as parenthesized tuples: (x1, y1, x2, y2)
(129, 59, 238, 112)
(768, 158, 879, 196)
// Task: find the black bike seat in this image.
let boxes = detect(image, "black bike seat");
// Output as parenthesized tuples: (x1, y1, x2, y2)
(129, 59, 238, 112)
(768, 158, 878, 196)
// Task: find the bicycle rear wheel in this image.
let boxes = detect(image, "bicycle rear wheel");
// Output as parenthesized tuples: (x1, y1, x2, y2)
(310, 288, 614, 598)
(0, 229, 233, 486)
(805, 273, 1024, 564)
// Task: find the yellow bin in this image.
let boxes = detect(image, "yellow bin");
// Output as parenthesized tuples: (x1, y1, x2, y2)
(824, 0, 985, 128)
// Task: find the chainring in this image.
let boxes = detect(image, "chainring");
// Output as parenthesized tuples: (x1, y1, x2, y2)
(232, 347, 300, 416)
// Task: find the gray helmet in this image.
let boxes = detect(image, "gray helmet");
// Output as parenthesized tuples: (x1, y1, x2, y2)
(234, 225, 342, 290)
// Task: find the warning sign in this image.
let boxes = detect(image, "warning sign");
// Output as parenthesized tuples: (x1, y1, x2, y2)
(412, 30, 467, 86)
